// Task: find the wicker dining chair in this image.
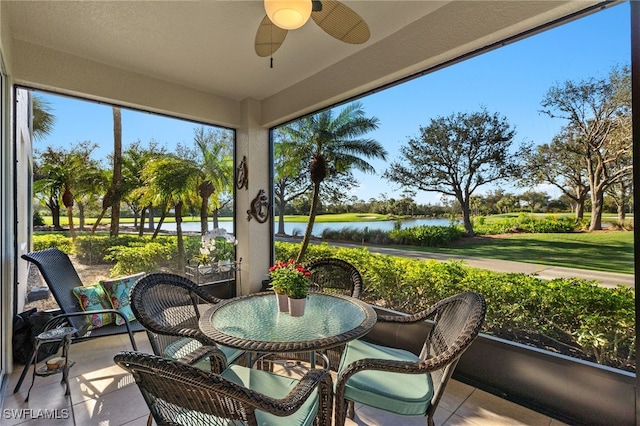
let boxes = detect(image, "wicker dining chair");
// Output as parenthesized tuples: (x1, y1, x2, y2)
(334, 291, 486, 426)
(305, 257, 363, 299)
(115, 350, 334, 426)
(129, 273, 245, 373)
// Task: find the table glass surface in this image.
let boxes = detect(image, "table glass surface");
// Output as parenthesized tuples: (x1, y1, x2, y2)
(204, 292, 374, 349)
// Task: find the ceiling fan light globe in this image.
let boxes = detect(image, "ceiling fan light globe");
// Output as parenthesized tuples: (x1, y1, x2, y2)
(264, 0, 312, 30)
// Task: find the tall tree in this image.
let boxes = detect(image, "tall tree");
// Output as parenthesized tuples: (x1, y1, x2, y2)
(521, 129, 590, 219)
(140, 154, 200, 272)
(280, 102, 386, 262)
(121, 140, 166, 235)
(34, 142, 97, 239)
(109, 107, 123, 236)
(540, 65, 632, 230)
(192, 127, 234, 234)
(384, 108, 522, 236)
(273, 130, 311, 235)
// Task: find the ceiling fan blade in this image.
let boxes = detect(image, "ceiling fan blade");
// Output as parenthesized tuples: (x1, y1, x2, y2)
(255, 15, 288, 57)
(311, 0, 370, 45)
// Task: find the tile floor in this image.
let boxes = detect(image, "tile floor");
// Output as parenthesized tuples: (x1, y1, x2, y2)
(2, 333, 568, 425)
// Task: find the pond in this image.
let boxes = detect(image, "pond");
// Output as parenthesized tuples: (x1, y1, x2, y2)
(147, 218, 455, 237)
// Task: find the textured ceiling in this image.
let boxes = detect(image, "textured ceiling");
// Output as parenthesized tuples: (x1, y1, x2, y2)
(2, 1, 609, 125)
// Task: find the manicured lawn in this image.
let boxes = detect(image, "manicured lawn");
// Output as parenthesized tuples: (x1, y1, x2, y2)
(421, 231, 634, 274)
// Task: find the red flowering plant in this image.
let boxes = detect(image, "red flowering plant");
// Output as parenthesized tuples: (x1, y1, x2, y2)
(268, 259, 311, 299)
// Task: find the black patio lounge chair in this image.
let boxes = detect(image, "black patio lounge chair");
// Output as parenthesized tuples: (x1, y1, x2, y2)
(14, 247, 143, 394)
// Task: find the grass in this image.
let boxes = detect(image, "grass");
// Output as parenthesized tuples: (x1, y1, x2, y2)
(414, 231, 635, 274)
(39, 212, 634, 274)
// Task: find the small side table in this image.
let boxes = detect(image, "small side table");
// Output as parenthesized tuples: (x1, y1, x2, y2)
(25, 327, 76, 402)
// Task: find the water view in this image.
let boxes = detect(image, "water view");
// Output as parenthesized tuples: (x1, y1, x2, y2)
(145, 218, 454, 237)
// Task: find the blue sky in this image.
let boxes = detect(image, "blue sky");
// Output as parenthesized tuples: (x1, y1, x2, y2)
(36, 2, 630, 206)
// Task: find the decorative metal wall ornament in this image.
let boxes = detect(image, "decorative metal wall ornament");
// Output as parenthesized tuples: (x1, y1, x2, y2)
(247, 189, 269, 223)
(236, 156, 248, 190)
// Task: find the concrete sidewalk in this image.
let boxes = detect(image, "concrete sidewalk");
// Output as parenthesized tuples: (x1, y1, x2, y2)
(284, 238, 635, 289)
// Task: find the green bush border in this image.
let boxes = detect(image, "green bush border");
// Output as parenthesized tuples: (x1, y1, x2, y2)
(277, 241, 635, 372)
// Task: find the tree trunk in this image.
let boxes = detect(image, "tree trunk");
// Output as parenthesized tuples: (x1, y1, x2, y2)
(152, 211, 167, 239)
(589, 190, 604, 231)
(296, 181, 321, 263)
(138, 206, 147, 237)
(148, 206, 155, 231)
(575, 202, 585, 220)
(49, 199, 62, 230)
(200, 197, 209, 235)
(460, 197, 475, 237)
(110, 107, 122, 237)
(618, 203, 626, 222)
(66, 205, 76, 240)
(77, 202, 86, 231)
(199, 182, 214, 235)
(91, 208, 108, 234)
(175, 201, 185, 273)
(276, 196, 287, 236)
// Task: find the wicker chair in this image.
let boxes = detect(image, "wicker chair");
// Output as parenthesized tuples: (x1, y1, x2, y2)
(129, 272, 245, 374)
(305, 257, 363, 299)
(334, 291, 486, 426)
(115, 350, 334, 426)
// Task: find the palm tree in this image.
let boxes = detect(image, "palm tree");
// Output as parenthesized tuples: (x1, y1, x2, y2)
(139, 154, 200, 272)
(32, 94, 56, 141)
(280, 102, 387, 262)
(193, 127, 234, 234)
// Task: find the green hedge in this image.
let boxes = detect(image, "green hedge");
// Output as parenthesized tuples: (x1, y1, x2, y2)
(32, 233, 74, 253)
(277, 241, 635, 371)
(32, 234, 635, 371)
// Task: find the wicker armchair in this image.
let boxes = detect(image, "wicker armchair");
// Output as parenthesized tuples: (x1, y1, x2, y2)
(129, 273, 245, 373)
(305, 257, 363, 299)
(334, 291, 486, 426)
(114, 350, 334, 426)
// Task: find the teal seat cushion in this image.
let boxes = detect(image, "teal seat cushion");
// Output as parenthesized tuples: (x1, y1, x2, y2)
(220, 364, 319, 426)
(164, 337, 244, 370)
(337, 339, 434, 416)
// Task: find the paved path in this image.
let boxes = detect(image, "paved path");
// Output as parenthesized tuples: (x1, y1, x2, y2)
(279, 238, 635, 289)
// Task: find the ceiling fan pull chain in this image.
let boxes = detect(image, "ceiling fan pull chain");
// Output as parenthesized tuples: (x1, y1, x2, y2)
(270, 57, 274, 68)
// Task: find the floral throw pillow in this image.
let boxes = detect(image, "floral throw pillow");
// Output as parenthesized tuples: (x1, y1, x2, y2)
(72, 284, 114, 330)
(100, 272, 145, 326)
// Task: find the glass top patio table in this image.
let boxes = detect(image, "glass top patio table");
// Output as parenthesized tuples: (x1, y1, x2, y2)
(199, 292, 377, 353)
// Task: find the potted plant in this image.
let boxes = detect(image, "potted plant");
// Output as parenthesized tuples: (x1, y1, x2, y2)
(268, 259, 311, 315)
(213, 237, 236, 271)
(195, 229, 237, 271)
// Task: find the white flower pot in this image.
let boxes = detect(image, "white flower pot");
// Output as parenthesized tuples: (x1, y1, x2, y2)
(288, 297, 306, 317)
(276, 293, 289, 312)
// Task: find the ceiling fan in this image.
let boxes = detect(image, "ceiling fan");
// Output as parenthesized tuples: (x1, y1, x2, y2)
(255, 0, 370, 58)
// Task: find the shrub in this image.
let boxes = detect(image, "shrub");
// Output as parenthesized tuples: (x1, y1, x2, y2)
(105, 242, 176, 276)
(33, 211, 45, 226)
(33, 233, 73, 252)
(388, 225, 464, 246)
(276, 241, 635, 371)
